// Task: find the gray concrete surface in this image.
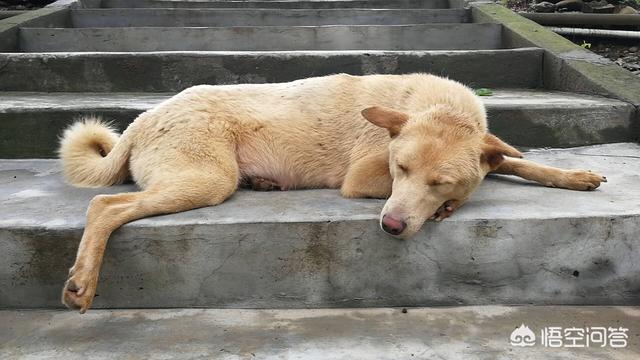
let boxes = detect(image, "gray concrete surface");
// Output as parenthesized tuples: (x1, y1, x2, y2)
(1, 306, 639, 359)
(102, 0, 450, 9)
(70, 8, 470, 27)
(0, 48, 543, 92)
(0, 89, 632, 157)
(19, 24, 502, 52)
(1, 143, 639, 308)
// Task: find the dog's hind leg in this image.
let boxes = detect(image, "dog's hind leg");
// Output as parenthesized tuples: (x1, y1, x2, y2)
(492, 157, 607, 191)
(341, 150, 392, 199)
(61, 162, 238, 313)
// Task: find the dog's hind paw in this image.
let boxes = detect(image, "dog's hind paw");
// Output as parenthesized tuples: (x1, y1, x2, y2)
(61, 268, 98, 314)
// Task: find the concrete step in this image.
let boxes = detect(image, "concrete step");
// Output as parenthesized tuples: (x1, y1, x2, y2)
(1, 143, 639, 308)
(70, 8, 470, 27)
(0, 48, 543, 92)
(18, 24, 503, 52)
(101, 0, 450, 9)
(0, 89, 633, 158)
(2, 307, 639, 359)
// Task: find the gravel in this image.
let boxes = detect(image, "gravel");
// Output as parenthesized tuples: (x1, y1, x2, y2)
(589, 41, 640, 76)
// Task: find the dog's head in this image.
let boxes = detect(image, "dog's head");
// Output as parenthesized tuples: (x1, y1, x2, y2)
(361, 105, 521, 238)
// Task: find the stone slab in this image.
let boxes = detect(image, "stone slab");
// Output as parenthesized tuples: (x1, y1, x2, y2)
(1, 143, 639, 308)
(0, 89, 633, 157)
(0, 49, 543, 92)
(18, 24, 503, 52)
(1, 306, 640, 359)
(70, 8, 470, 27)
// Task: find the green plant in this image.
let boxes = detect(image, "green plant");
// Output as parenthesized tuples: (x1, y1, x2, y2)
(580, 41, 592, 49)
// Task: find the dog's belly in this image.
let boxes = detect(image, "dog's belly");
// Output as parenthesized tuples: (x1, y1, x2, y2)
(237, 146, 345, 191)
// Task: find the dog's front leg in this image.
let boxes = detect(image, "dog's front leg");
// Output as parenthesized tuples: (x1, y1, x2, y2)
(492, 157, 607, 190)
(340, 150, 392, 199)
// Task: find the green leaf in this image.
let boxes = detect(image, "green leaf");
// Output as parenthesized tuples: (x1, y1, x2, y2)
(475, 88, 493, 96)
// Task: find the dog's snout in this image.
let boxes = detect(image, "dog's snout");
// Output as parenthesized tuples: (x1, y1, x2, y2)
(382, 214, 407, 236)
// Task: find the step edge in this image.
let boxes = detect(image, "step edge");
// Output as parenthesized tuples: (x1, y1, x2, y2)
(0, 47, 543, 57)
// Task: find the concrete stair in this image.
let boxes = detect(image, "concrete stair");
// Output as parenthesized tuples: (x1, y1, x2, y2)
(20, 24, 503, 52)
(2, 1, 639, 357)
(2, 307, 639, 359)
(1, 0, 634, 154)
(0, 0, 638, 323)
(0, 48, 544, 92)
(0, 90, 634, 158)
(0, 0, 637, 158)
(2, 143, 640, 309)
(69, 8, 472, 27)
(101, 0, 451, 9)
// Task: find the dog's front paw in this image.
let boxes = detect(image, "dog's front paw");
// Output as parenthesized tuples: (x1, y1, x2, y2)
(62, 267, 98, 314)
(430, 199, 464, 222)
(555, 170, 607, 191)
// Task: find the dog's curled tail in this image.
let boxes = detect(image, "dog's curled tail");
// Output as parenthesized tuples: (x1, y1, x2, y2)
(58, 117, 131, 187)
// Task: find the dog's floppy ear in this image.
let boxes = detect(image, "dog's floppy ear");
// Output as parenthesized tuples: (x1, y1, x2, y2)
(361, 106, 409, 138)
(481, 133, 523, 170)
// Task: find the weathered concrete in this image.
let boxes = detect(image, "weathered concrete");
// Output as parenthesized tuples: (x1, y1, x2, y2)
(0, 89, 632, 157)
(0, 7, 69, 52)
(2, 306, 640, 359)
(102, 0, 450, 9)
(471, 3, 640, 139)
(71, 8, 470, 27)
(19, 24, 503, 52)
(0, 49, 543, 92)
(1, 143, 639, 308)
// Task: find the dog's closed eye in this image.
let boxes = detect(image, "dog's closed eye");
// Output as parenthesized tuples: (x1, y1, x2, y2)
(428, 175, 456, 186)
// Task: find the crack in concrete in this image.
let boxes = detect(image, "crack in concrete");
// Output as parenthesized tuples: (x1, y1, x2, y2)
(194, 234, 248, 304)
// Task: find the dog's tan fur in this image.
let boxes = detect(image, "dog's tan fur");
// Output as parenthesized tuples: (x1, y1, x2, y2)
(58, 73, 606, 312)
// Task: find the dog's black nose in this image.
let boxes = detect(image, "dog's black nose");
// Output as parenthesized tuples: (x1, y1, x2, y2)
(382, 214, 407, 236)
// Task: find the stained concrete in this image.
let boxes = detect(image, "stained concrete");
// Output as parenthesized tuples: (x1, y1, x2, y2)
(19, 24, 503, 52)
(1, 307, 639, 359)
(0, 89, 633, 157)
(102, 0, 450, 9)
(0, 48, 543, 92)
(71, 8, 470, 27)
(1, 144, 639, 308)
